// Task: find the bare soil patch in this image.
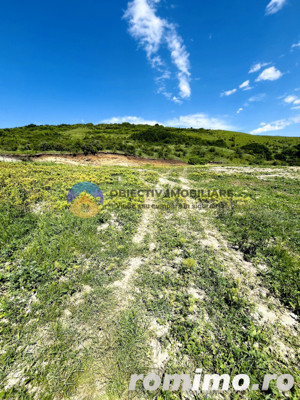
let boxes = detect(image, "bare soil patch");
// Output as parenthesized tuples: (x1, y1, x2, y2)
(209, 166, 300, 179)
(31, 153, 187, 167)
(0, 155, 21, 163)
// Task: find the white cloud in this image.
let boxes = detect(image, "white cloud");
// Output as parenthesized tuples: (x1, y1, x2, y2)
(172, 96, 182, 104)
(220, 88, 237, 97)
(101, 113, 234, 130)
(251, 120, 289, 134)
(283, 95, 300, 109)
(165, 113, 234, 130)
(124, 0, 191, 100)
(291, 41, 300, 50)
(102, 116, 159, 125)
(221, 81, 253, 97)
(284, 95, 298, 104)
(265, 0, 287, 15)
(255, 66, 283, 82)
(165, 26, 191, 98)
(237, 108, 243, 114)
(249, 62, 271, 73)
(100, 113, 236, 130)
(239, 80, 250, 89)
(251, 115, 300, 134)
(249, 93, 266, 102)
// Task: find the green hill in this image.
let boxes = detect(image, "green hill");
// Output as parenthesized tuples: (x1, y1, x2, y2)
(0, 123, 299, 165)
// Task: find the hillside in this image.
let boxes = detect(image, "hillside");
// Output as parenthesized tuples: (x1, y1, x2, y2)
(0, 123, 299, 166)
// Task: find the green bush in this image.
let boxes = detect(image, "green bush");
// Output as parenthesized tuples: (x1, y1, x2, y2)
(188, 156, 205, 165)
(241, 143, 272, 160)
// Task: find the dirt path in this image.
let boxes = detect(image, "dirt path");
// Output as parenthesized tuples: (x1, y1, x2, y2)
(178, 171, 298, 324)
(111, 206, 157, 308)
(72, 183, 162, 399)
(176, 171, 299, 358)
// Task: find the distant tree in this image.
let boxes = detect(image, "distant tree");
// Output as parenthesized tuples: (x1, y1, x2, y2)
(213, 139, 226, 147)
(275, 153, 287, 161)
(241, 143, 272, 160)
(235, 147, 243, 158)
(39, 142, 53, 151)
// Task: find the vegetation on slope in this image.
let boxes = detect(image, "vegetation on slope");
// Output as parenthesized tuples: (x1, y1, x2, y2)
(0, 123, 299, 165)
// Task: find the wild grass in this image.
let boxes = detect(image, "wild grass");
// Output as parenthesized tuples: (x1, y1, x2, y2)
(0, 162, 299, 399)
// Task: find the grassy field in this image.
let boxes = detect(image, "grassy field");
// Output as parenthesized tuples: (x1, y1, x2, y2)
(0, 123, 299, 165)
(0, 161, 299, 399)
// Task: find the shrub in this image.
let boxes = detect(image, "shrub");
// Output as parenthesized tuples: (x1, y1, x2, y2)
(188, 156, 205, 165)
(241, 143, 272, 160)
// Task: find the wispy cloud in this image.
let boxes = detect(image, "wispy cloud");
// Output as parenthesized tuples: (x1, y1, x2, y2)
(255, 66, 283, 82)
(221, 77, 254, 100)
(249, 93, 266, 102)
(102, 113, 234, 130)
(221, 80, 253, 98)
(265, 0, 287, 16)
(284, 95, 298, 104)
(251, 120, 288, 134)
(283, 95, 300, 109)
(237, 94, 266, 114)
(165, 113, 235, 130)
(124, 0, 191, 100)
(239, 80, 252, 90)
(102, 116, 159, 125)
(291, 41, 300, 50)
(251, 115, 300, 134)
(220, 88, 237, 97)
(249, 62, 271, 73)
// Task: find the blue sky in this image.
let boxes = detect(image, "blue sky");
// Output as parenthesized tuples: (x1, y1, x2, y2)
(0, 0, 300, 136)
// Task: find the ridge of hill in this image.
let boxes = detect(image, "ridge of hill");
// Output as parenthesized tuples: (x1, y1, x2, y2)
(0, 123, 299, 165)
